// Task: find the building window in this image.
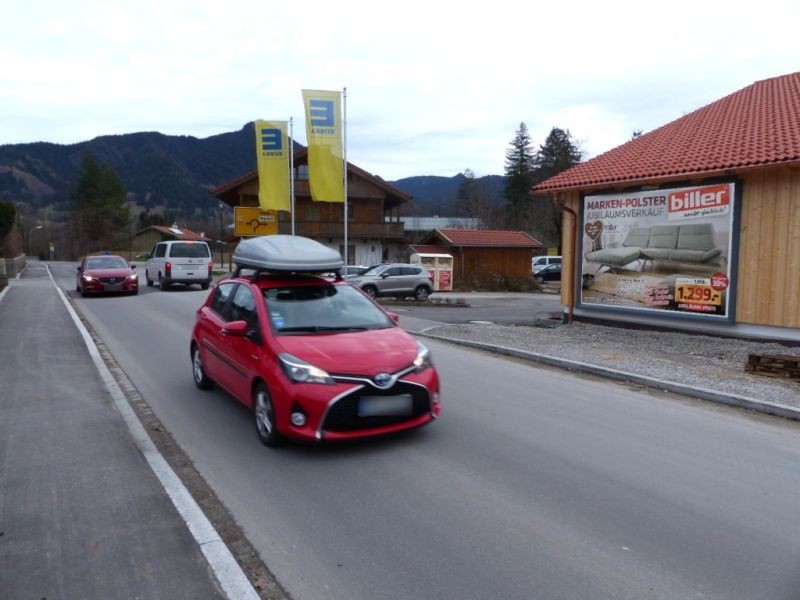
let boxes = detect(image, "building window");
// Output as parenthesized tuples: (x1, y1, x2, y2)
(296, 165, 309, 181)
(305, 205, 320, 221)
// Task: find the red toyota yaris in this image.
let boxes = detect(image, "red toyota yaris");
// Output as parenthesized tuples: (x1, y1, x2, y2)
(189, 236, 440, 446)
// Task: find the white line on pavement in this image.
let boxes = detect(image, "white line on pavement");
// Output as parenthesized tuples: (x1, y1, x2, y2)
(45, 265, 259, 600)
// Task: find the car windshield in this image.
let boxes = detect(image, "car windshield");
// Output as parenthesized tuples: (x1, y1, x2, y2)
(169, 242, 210, 258)
(359, 265, 387, 277)
(263, 284, 393, 334)
(86, 256, 128, 269)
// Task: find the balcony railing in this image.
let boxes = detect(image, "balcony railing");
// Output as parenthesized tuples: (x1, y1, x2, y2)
(278, 221, 405, 239)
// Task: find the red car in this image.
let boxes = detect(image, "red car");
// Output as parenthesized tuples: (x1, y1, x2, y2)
(189, 236, 441, 446)
(76, 254, 139, 296)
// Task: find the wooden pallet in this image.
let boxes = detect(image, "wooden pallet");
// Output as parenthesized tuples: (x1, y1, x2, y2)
(745, 353, 800, 381)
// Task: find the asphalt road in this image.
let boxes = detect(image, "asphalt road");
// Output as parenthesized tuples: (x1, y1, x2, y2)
(49, 261, 800, 600)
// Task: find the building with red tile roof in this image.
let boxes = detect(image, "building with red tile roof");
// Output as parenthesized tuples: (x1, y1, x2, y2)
(131, 225, 208, 254)
(417, 229, 543, 282)
(534, 72, 800, 193)
(533, 72, 800, 339)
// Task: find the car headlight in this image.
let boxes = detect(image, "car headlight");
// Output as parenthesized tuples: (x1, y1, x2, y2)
(127, 273, 138, 280)
(278, 353, 335, 385)
(413, 341, 432, 372)
(82, 275, 94, 281)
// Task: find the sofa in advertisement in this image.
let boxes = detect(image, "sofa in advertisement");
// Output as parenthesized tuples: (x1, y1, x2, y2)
(579, 182, 737, 320)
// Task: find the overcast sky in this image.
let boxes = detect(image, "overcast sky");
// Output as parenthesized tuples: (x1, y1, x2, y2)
(2, 0, 798, 181)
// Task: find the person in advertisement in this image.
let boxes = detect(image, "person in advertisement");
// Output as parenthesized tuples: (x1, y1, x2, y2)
(579, 182, 736, 320)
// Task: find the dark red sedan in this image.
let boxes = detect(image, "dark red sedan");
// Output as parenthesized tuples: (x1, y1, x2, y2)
(76, 254, 139, 296)
(190, 271, 441, 446)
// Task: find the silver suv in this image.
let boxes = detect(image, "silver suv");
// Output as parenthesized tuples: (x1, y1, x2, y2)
(348, 263, 433, 301)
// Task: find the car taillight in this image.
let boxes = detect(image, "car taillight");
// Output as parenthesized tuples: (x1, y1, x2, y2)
(208, 262, 213, 276)
(165, 261, 172, 277)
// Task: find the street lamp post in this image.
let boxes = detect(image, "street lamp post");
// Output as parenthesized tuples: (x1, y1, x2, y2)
(28, 225, 43, 256)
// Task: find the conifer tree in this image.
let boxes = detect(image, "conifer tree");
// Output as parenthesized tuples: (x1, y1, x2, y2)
(531, 127, 582, 249)
(503, 123, 536, 228)
(71, 152, 130, 255)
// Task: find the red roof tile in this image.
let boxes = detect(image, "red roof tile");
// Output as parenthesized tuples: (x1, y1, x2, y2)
(150, 225, 206, 241)
(434, 229, 542, 248)
(533, 72, 800, 193)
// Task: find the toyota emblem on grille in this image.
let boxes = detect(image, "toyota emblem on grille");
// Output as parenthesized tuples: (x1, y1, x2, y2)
(373, 372, 392, 388)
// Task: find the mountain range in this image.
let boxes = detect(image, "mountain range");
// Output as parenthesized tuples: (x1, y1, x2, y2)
(0, 124, 505, 221)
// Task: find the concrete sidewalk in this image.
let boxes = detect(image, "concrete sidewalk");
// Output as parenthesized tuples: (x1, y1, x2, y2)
(0, 267, 249, 598)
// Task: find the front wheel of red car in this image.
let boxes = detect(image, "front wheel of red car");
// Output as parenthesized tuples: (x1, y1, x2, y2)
(191, 345, 213, 390)
(253, 382, 285, 447)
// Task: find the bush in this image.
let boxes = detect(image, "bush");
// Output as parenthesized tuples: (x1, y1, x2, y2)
(453, 271, 541, 292)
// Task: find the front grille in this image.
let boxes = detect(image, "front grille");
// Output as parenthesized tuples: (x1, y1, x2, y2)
(323, 382, 431, 432)
(99, 277, 124, 284)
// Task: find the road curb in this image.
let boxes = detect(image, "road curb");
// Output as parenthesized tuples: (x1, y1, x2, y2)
(44, 265, 261, 600)
(417, 331, 800, 423)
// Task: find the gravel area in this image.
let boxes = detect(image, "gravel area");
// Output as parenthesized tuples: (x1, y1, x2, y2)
(423, 321, 800, 410)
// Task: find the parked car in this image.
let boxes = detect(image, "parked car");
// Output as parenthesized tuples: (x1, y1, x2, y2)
(76, 254, 138, 296)
(535, 262, 562, 283)
(145, 240, 213, 290)
(190, 235, 441, 446)
(347, 263, 433, 301)
(532, 255, 562, 274)
(343, 265, 369, 278)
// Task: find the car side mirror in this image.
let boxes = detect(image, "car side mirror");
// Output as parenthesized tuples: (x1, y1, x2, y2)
(77, 266, 83, 272)
(387, 311, 399, 323)
(130, 264, 136, 269)
(222, 320, 248, 336)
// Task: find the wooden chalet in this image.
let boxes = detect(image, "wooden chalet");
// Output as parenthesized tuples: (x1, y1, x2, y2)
(416, 229, 542, 281)
(211, 148, 410, 266)
(534, 71, 800, 341)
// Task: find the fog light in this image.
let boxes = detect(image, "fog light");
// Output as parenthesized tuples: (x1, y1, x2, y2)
(290, 412, 307, 427)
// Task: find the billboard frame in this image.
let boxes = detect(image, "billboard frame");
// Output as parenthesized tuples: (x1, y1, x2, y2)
(575, 177, 743, 324)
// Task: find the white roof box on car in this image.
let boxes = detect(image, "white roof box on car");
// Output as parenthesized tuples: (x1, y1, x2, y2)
(233, 235, 345, 273)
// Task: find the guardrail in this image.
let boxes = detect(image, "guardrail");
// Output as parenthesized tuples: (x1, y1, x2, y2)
(1, 254, 27, 277)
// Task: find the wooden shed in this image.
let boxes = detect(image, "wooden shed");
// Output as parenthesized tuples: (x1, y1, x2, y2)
(533, 72, 800, 341)
(417, 229, 542, 282)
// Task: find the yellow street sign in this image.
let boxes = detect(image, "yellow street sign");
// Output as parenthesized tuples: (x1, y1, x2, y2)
(234, 207, 279, 237)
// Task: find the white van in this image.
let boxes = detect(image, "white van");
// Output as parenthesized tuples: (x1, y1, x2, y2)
(532, 255, 562, 274)
(145, 240, 213, 290)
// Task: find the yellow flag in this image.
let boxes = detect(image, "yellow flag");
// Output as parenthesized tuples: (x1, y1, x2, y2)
(302, 90, 344, 202)
(254, 120, 290, 212)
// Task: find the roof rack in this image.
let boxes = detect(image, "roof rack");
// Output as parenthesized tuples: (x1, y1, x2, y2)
(232, 266, 342, 282)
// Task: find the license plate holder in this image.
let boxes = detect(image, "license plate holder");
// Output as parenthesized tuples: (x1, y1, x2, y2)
(358, 394, 413, 417)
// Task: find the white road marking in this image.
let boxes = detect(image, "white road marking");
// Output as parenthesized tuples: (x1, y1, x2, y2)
(45, 264, 259, 600)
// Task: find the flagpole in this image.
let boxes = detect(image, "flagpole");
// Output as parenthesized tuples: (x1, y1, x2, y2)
(289, 116, 295, 236)
(343, 87, 348, 269)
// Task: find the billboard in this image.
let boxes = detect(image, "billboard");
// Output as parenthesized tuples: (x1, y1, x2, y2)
(579, 181, 738, 321)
